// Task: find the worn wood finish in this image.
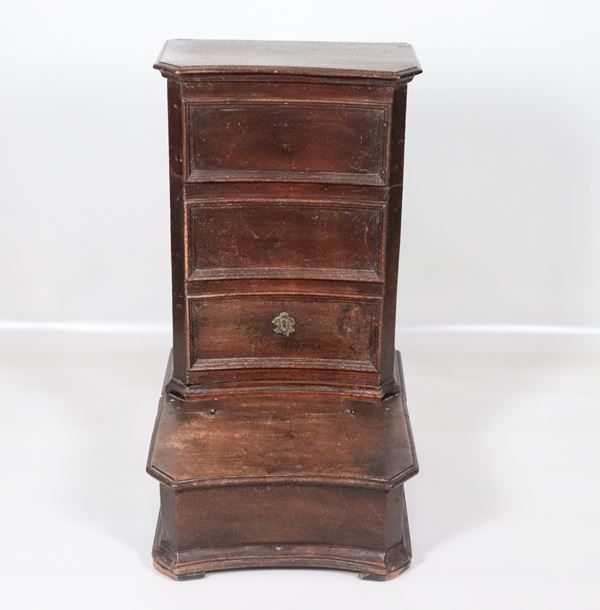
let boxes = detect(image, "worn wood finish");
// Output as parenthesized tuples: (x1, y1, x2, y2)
(152, 486, 412, 580)
(188, 295, 380, 372)
(149, 352, 416, 579)
(155, 39, 421, 81)
(149, 353, 417, 490)
(148, 39, 422, 580)
(188, 202, 383, 281)
(187, 103, 388, 185)
(166, 181, 404, 396)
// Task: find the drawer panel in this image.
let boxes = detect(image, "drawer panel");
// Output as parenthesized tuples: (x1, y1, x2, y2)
(188, 202, 383, 282)
(188, 295, 380, 372)
(187, 103, 389, 185)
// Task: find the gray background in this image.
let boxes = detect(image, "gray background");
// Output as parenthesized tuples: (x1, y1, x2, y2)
(1, 1, 599, 609)
(3, 0, 599, 332)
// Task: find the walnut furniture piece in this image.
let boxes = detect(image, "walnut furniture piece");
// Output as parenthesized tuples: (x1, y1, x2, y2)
(147, 39, 422, 580)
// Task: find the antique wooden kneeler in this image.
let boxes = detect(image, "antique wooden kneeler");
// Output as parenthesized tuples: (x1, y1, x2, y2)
(147, 40, 422, 580)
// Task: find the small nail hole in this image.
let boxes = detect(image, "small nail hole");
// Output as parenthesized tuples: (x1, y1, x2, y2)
(208, 408, 217, 415)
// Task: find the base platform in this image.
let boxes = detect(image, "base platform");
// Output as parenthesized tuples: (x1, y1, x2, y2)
(147, 351, 417, 580)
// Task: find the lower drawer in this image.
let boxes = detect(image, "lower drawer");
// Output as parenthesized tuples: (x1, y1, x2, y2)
(188, 295, 380, 372)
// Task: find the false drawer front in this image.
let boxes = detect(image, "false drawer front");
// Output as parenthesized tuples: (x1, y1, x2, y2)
(188, 295, 380, 372)
(187, 201, 384, 283)
(186, 103, 389, 185)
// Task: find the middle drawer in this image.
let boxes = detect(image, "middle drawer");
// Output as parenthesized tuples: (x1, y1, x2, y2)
(186, 200, 384, 283)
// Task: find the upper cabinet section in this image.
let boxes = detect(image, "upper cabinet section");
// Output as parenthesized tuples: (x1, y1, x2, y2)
(154, 39, 422, 81)
(157, 40, 421, 187)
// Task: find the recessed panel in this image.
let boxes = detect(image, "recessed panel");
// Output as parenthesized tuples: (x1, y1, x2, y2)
(188, 203, 383, 282)
(187, 103, 388, 184)
(188, 295, 380, 372)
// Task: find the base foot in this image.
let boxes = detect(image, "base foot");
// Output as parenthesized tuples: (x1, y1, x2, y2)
(359, 561, 411, 581)
(154, 560, 205, 581)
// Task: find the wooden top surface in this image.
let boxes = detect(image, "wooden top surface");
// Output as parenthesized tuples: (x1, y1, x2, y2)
(155, 39, 421, 80)
(148, 392, 417, 490)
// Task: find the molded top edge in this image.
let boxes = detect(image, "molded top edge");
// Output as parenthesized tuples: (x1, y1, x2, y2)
(154, 39, 422, 80)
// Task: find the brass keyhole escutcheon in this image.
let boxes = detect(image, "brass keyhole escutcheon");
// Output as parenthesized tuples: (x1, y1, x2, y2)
(272, 312, 296, 337)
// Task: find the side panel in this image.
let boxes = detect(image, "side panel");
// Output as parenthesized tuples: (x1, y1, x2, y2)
(167, 80, 187, 382)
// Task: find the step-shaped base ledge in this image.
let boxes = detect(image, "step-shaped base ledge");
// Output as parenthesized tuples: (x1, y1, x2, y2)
(147, 350, 417, 580)
(147, 351, 417, 492)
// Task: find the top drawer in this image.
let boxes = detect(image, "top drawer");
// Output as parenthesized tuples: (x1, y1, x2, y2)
(185, 102, 391, 185)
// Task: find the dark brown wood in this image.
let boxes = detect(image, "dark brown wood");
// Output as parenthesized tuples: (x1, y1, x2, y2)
(188, 295, 380, 371)
(149, 353, 417, 490)
(153, 497, 411, 581)
(147, 39, 422, 580)
(149, 352, 416, 579)
(155, 39, 421, 81)
(188, 201, 383, 282)
(152, 486, 411, 580)
(187, 103, 388, 185)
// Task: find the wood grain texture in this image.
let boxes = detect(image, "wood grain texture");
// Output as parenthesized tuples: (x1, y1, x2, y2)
(148, 353, 415, 579)
(179, 80, 394, 105)
(155, 39, 421, 81)
(152, 487, 411, 579)
(148, 354, 417, 490)
(187, 102, 388, 184)
(163, 78, 407, 392)
(187, 201, 383, 282)
(187, 294, 380, 372)
(149, 39, 422, 580)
